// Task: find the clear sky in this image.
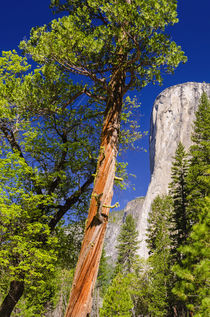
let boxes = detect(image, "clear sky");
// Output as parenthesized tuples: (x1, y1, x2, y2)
(1, 0, 210, 209)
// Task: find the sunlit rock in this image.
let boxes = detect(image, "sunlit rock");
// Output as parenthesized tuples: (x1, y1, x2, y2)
(105, 82, 210, 261)
(137, 82, 210, 257)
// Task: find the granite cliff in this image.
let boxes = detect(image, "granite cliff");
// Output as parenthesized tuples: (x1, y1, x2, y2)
(105, 82, 210, 260)
(137, 82, 210, 257)
(104, 197, 144, 265)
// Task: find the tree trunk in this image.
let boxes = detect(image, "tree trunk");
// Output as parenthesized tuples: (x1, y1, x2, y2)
(0, 280, 24, 317)
(65, 71, 125, 317)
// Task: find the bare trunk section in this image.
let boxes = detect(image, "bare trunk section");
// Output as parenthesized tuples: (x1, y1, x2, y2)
(0, 280, 24, 317)
(65, 72, 125, 317)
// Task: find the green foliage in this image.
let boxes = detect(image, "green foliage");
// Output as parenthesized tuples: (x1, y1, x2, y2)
(126, 259, 150, 317)
(115, 214, 140, 274)
(0, 49, 101, 313)
(173, 198, 210, 317)
(97, 249, 114, 296)
(0, 151, 57, 286)
(169, 142, 189, 260)
(100, 215, 148, 316)
(146, 195, 173, 254)
(55, 222, 85, 270)
(146, 195, 174, 316)
(172, 93, 210, 316)
(12, 268, 74, 317)
(100, 273, 133, 317)
(1, 0, 187, 313)
(186, 92, 210, 224)
(21, 0, 187, 99)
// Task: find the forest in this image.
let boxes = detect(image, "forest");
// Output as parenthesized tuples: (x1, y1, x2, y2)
(0, 1, 209, 317)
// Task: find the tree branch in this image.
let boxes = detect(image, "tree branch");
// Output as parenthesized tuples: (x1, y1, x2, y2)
(0, 121, 24, 158)
(84, 87, 106, 102)
(61, 89, 86, 111)
(47, 128, 68, 195)
(53, 56, 108, 88)
(0, 120, 43, 195)
(49, 174, 94, 231)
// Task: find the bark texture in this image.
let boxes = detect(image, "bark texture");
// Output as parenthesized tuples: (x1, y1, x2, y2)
(65, 73, 125, 317)
(0, 280, 24, 317)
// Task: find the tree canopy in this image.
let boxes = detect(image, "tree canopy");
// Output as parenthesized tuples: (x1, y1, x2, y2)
(0, 50, 101, 316)
(0, 1, 187, 315)
(21, 0, 186, 96)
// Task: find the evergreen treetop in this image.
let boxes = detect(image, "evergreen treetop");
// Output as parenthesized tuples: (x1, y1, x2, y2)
(169, 142, 189, 255)
(187, 92, 210, 208)
(146, 195, 174, 316)
(116, 214, 140, 274)
(172, 92, 210, 317)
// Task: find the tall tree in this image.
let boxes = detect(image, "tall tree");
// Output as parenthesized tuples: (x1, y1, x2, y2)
(167, 142, 190, 316)
(146, 195, 174, 317)
(169, 142, 189, 261)
(102, 214, 146, 316)
(0, 50, 141, 315)
(186, 92, 210, 225)
(172, 92, 210, 316)
(0, 51, 99, 316)
(115, 214, 140, 274)
(20, 1, 186, 315)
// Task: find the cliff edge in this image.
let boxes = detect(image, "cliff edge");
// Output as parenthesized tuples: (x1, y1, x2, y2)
(137, 82, 210, 257)
(105, 82, 210, 261)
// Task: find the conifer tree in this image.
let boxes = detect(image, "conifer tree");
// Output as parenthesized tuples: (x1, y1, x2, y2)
(146, 195, 174, 316)
(186, 92, 210, 225)
(96, 248, 113, 297)
(169, 142, 189, 261)
(167, 142, 190, 316)
(100, 214, 142, 316)
(115, 214, 140, 274)
(100, 273, 133, 317)
(173, 92, 210, 316)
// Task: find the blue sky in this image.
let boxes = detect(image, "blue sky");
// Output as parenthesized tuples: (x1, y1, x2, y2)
(1, 0, 210, 209)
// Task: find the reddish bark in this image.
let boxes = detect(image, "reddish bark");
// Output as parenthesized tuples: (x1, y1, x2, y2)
(65, 72, 125, 317)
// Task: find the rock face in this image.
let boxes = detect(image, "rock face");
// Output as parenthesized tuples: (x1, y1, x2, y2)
(104, 197, 144, 265)
(104, 82, 210, 262)
(137, 82, 210, 258)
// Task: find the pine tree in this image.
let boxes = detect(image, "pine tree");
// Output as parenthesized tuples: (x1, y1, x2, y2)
(115, 214, 140, 274)
(173, 92, 210, 316)
(146, 195, 173, 254)
(186, 92, 210, 224)
(127, 260, 150, 317)
(146, 195, 174, 316)
(96, 248, 113, 299)
(100, 273, 133, 317)
(169, 142, 189, 261)
(100, 214, 143, 316)
(173, 198, 210, 317)
(166, 142, 191, 316)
